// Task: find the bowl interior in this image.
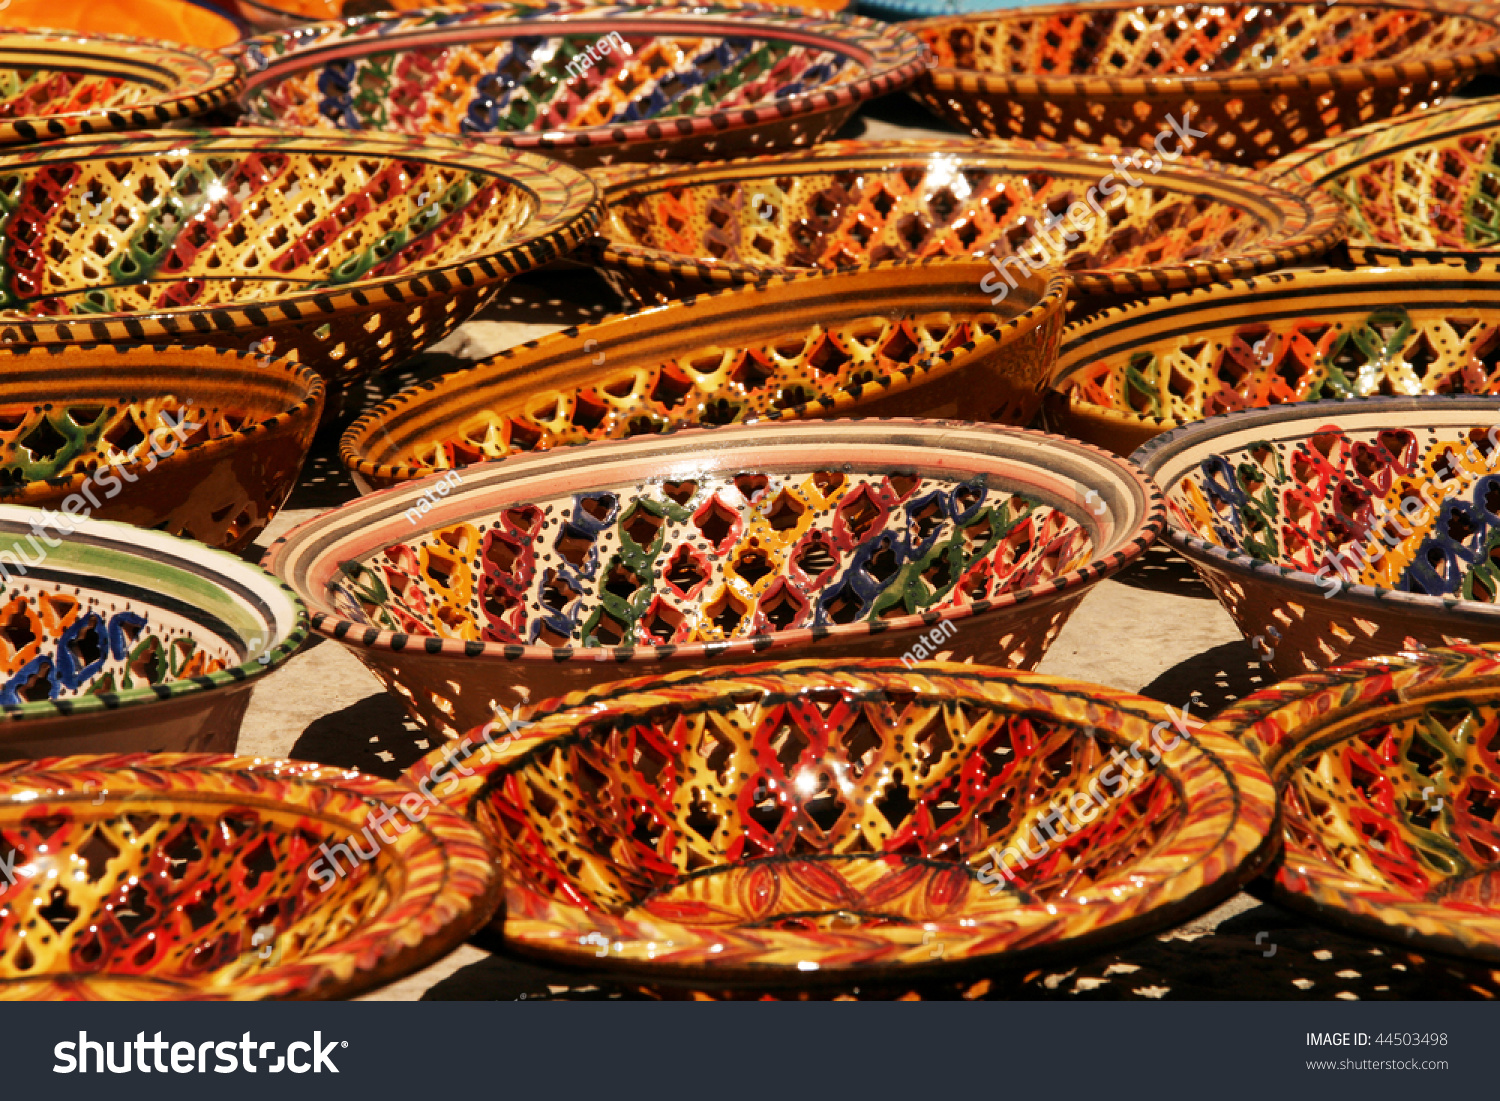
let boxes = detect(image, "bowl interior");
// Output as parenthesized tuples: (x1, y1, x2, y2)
(0, 139, 537, 317)
(919, 2, 1500, 77)
(0, 4, 241, 50)
(0, 350, 314, 493)
(486, 677, 1188, 937)
(348, 263, 1059, 475)
(1275, 699, 1500, 911)
(0, 512, 290, 709)
(1149, 407, 1500, 601)
(601, 146, 1290, 275)
(243, 13, 871, 136)
(335, 458, 1096, 649)
(1057, 287, 1500, 426)
(0, 762, 402, 991)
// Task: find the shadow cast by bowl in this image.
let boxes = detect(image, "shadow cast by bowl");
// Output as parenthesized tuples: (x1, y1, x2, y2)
(1136, 640, 1275, 718)
(289, 692, 437, 780)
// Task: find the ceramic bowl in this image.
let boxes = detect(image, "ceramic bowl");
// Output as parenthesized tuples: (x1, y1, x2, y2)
(0, 127, 602, 410)
(1218, 645, 1500, 963)
(0, 506, 306, 760)
(0, 753, 499, 998)
(1132, 395, 1500, 679)
(408, 659, 1276, 980)
(0, 344, 323, 552)
(909, 0, 1500, 169)
(266, 418, 1164, 739)
(229, 0, 847, 27)
(1265, 95, 1500, 268)
(0, 29, 240, 146)
(859, 0, 1057, 18)
(1050, 265, 1500, 456)
(589, 138, 1344, 309)
(342, 261, 1068, 492)
(0, 0, 244, 48)
(238, 4, 927, 167)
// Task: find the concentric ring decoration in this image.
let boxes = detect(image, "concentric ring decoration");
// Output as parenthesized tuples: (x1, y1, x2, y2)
(409, 659, 1277, 979)
(0, 28, 241, 146)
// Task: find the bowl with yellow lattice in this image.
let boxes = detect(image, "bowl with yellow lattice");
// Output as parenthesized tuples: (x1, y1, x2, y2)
(340, 260, 1067, 492)
(0, 128, 602, 413)
(1265, 94, 1500, 268)
(1049, 265, 1500, 456)
(588, 137, 1342, 309)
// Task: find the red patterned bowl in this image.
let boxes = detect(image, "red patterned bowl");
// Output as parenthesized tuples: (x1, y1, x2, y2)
(1218, 645, 1500, 962)
(0, 753, 499, 999)
(341, 260, 1068, 491)
(588, 137, 1343, 308)
(409, 660, 1277, 981)
(265, 418, 1164, 740)
(909, 0, 1500, 169)
(0, 127, 602, 413)
(0, 344, 323, 552)
(0, 28, 240, 146)
(238, 4, 928, 167)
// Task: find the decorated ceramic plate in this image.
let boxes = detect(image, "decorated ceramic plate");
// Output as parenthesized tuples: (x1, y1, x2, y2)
(409, 660, 1277, 981)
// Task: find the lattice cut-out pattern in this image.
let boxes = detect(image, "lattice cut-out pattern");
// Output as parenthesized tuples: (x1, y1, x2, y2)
(416, 310, 1017, 469)
(0, 586, 230, 706)
(913, 3, 1500, 166)
(332, 469, 1093, 647)
(1065, 306, 1500, 427)
(1163, 419, 1500, 602)
(0, 150, 533, 315)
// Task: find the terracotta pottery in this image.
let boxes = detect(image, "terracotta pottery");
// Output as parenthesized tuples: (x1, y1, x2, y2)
(0, 0, 244, 48)
(1050, 265, 1500, 456)
(266, 418, 1164, 739)
(588, 138, 1344, 309)
(1264, 95, 1500, 268)
(0, 753, 499, 998)
(1132, 396, 1500, 679)
(230, 0, 847, 28)
(407, 659, 1276, 980)
(1218, 645, 1500, 963)
(909, 0, 1500, 169)
(0, 506, 306, 760)
(237, 4, 928, 167)
(0, 29, 240, 146)
(0, 128, 603, 414)
(342, 261, 1068, 492)
(0, 344, 322, 552)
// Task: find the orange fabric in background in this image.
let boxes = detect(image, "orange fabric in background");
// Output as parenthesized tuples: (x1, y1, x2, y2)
(0, 0, 241, 47)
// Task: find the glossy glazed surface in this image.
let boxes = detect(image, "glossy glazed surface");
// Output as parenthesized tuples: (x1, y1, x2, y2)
(409, 660, 1276, 978)
(1219, 646, 1500, 962)
(0, 753, 499, 998)
(0, 29, 240, 145)
(0, 0, 243, 48)
(342, 261, 1067, 490)
(266, 419, 1163, 739)
(592, 138, 1343, 306)
(0, 128, 602, 397)
(911, 0, 1500, 168)
(239, 5, 927, 166)
(0, 507, 305, 759)
(0, 344, 322, 551)
(1051, 266, 1500, 455)
(1265, 96, 1500, 267)
(1133, 396, 1500, 676)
